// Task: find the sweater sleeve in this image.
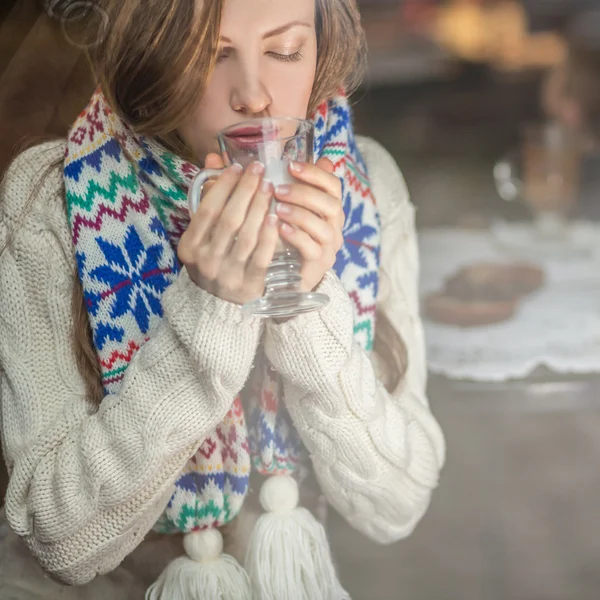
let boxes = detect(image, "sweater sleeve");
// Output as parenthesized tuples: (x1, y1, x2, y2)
(0, 143, 262, 585)
(262, 137, 445, 544)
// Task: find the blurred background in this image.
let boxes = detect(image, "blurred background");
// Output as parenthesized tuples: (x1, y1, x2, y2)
(4, 0, 600, 599)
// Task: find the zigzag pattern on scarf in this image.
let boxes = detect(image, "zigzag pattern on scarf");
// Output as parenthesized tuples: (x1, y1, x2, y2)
(64, 88, 381, 533)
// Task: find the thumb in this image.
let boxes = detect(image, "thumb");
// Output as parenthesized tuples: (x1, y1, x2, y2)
(316, 156, 335, 174)
(204, 152, 226, 170)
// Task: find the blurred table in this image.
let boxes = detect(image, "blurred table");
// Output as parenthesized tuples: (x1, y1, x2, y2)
(329, 224, 600, 599)
(330, 368, 600, 600)
(418, 224, 600, 600)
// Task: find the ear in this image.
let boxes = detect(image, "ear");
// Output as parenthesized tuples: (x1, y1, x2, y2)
(204, 152, 225, 169)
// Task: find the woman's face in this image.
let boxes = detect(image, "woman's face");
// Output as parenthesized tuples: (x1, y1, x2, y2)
(178, 0, 318, 163)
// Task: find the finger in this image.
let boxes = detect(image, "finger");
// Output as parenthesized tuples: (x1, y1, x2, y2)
(202, 154, 226, 195)
(231, 180, 274, 263)
(316, 156, 334, 173)
(205, 153, 226, 170)
(274, 182, 341, 221)
(275, 203, 335, 247)
(186, 163, 243, 243)
(287, 159, 342, 199)
(246, 214, 279, 283)
(279, 222, 323, 262)
(211, 161, 265, 257)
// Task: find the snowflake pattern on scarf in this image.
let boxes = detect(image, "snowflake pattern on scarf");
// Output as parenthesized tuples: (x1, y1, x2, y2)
(63, 88, 381, 533)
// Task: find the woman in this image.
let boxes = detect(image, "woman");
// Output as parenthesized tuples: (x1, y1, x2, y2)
(0, 0, 445, 598)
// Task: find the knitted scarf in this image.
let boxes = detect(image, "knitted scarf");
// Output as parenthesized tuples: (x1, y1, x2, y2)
(64, 88, 381, 599)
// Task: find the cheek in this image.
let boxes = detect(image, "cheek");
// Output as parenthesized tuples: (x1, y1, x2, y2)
(178, 82, 225, 158)
(272, 62, 316, 118)
(270, 36, 317, 118)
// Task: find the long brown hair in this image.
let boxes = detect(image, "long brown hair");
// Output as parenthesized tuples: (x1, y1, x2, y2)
(4, 0, 406, 404)
(86, 0, 367, 158)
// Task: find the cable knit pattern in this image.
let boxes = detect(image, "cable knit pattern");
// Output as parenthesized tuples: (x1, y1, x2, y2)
(0, 142, 262, 584)
(264, 138, 445, 544)
(0, 136, 445, 589)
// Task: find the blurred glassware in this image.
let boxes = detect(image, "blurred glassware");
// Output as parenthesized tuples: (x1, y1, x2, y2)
(493, 121, 589, 257)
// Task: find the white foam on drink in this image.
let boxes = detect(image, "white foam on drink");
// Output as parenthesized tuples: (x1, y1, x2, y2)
(262, 142, 295, 254)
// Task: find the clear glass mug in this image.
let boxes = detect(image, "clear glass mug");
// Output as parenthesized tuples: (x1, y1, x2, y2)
(188, 117, 329, 318)
(493, 122, 583, 239)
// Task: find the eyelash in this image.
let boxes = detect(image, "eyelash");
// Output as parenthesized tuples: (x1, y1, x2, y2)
(268, 51, 303, 63)
(216, 51, 303, 64)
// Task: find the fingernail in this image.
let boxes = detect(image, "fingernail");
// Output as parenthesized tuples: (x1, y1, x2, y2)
(261, 179, 273, 194)
(250, 161, 265, 175)
(230, 163, 243, 173)
(276, 202, 291, 215)
(289, 161, 303, 173)
(280, 223, 294, 235)
(275, 184, 291, 197)
(266, 214, 278, 227)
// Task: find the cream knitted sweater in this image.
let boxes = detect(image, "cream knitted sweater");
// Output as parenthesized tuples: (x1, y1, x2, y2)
(0, 137, 445, 587)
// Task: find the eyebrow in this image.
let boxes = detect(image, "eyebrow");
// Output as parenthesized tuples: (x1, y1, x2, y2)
(219, 21, 312, 43)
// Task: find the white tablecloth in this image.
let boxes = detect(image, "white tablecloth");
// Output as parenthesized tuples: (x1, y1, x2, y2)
(419, 222, 600, 381)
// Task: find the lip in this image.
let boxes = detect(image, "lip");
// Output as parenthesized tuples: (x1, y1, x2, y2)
(227, 126, 264, 137)
(224, 124, 281, 148)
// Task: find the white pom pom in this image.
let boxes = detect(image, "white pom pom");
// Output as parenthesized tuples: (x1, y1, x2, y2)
(183, 529, 223, 563)
(145, 530, 251, 600)
(259, 475, 299, 513)
(246, 475, 350, 600)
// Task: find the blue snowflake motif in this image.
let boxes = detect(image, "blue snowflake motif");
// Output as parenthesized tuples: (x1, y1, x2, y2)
(88, 225, 177, 334)
(313, 116, 326, 156)
(357, 270, 379, 298)
(149, 215, 168, 239)
(334, 192, 379, 276)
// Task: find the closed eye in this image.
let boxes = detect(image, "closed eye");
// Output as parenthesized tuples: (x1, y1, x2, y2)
(216, 49, 304, 64)
(216, 48, 231, 63)
(267, 51, 303, 63)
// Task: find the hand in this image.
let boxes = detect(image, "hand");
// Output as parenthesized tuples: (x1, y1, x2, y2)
(274, 158, 344, 292)
(178, 154, 279, 305)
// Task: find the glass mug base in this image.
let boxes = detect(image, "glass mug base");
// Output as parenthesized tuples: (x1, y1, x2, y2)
(242, 247, 329, 318)
(243, 291, 330, 319)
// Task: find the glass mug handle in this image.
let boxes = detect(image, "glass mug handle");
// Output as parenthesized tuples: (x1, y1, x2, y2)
(493, 154, 522, 202)
(188, 168, 227, 214)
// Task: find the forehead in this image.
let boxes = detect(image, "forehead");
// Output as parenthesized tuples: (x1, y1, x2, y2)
(219, 0, 316, 36)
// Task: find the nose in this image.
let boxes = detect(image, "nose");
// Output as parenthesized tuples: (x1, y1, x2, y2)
(231, 65, 272, 116)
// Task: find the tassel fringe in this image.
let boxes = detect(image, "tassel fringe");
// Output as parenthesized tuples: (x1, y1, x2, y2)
(245, 475, 350, 600)
(145, 529, 251, 600)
